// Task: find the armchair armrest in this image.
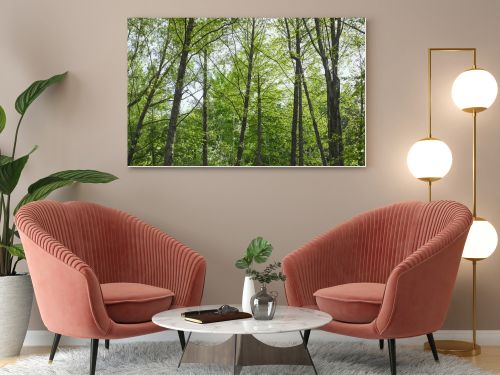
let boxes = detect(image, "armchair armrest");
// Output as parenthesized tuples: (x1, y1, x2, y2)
(376, 227, 470, 338)
(17, 230, 111, 339)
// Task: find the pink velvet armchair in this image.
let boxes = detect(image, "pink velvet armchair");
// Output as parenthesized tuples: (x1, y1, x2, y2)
(16, 200, 206, 375)
(283, 200, 472, 375)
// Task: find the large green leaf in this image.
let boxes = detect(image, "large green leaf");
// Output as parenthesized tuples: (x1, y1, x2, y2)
(235, 258, 250, 269)
(0, 105, 5, 134)
(16, 180, 74, 212)
(28, 170, 117, 193)
(15, 72, 67, 115)
(246, 237, 273, 264)
(0, 151, 33, 194)
(14, 169, 117, 213)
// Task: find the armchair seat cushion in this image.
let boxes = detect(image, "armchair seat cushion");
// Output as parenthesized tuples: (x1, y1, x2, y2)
(314, 283, 385, 324)
(101, 283, 174, 324)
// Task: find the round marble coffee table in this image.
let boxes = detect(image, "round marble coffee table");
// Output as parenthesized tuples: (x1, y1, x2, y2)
(153, 305, 331, 374)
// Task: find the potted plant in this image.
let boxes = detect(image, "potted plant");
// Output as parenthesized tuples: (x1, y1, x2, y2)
(235, 237, 273, 312)
(235, 237, 286, 318)
(0, 72, 117, 358)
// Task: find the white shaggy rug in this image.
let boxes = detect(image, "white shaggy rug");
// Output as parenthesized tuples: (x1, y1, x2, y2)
(0, 341, 494, 374)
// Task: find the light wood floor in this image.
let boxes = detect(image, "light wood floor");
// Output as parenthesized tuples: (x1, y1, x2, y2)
(464, 346, 500, 373)
(2, 345, 500, 372)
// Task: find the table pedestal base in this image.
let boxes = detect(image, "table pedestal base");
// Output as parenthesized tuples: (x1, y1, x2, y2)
(178, 332, 317, 374)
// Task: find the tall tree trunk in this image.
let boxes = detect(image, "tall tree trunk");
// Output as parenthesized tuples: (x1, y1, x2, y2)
(255, 73, 263, 166)
(290, 74, 298, 166)
(128, 34, 171, 165)
(202, 48, 209, 166)
(149, 110, 157, 165)
(128, 87, 156, 165)
(359, 62, 365, 145)
(163, 18, 195, 166)
(309, 18, 343, 166)
(289, 22, 301, 166)
(235, 18, 256, 166)
(329, 18, 344, 166)
(284, 19, 302, 166)
(298, 78, 304, 166)
(359, 76, 365, 148)
(299, 62, 326, 165)
(312, 19, 334, 164)
(288, 18, 326, 166)
(296, 20, 304, 166)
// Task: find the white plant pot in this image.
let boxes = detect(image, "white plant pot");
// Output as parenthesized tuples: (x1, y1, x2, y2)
(0, 274, 33, 358)
(241, 276, 255, 313)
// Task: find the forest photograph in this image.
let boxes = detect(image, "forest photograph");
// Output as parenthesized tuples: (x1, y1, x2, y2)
(128, 17, 366, 167)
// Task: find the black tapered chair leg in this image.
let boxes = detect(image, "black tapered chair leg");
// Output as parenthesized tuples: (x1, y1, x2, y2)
(388, 339, 396, 375)
(105, 339, 110, 350)
(303, 329, 311, 347)
(48, 333, 62, 363)
(90, 339, 99, 375)
(177, 330, 186, 350)
(379, 339, 384, 350)
(426, 333, 439, 362)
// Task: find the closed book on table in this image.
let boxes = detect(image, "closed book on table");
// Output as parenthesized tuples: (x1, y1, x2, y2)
(183, 311, 252, 324)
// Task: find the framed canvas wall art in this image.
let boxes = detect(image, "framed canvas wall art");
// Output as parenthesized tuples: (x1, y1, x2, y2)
(128, 17, 366, 167)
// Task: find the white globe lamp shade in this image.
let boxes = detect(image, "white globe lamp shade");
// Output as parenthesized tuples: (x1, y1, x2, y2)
(407, 138, 453, 181)
(452, 69, 498, 113)
(462, 218, 498, 259)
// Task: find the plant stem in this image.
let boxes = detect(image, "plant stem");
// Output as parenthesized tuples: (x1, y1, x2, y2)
(2, 113, 24, 275)
(11, 114, 24, 158)
(0, 194, 4, 275)
(2, 194, 11, 274)
(11, 258, 21, 275)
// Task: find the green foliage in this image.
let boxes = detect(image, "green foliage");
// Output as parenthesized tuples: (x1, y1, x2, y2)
(127, 17, 365, 166)
(235, 236, 273, 273)
(235, 237, 286, 285)
(15, 170, 118, 214)
(15, 72, 67, 115)
(0, 152, 31, 195)
(0, 73, 117, 276)
(248, 261, 286, 285)
(0, 106, 5, 134)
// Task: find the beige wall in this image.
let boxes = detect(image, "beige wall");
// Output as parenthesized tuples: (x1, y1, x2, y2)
(1, 0, 500, 331)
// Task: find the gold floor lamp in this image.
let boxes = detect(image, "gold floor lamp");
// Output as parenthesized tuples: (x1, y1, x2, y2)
(407, 48, 498, 356)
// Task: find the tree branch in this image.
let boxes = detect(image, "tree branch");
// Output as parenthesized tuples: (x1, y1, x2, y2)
(342, 19, 365, 34)
(302, 18, 321, 56)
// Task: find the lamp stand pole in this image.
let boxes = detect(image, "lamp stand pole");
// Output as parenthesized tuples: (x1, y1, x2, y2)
(471, 111, 478, 352)
(423, 48, 482, 357)
(465, 110, 480, 352)
(460, 110, 482, 355)
(472, 259, 478, 350)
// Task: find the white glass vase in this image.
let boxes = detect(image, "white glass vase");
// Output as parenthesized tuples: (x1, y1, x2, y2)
(241, 276, 255, 313)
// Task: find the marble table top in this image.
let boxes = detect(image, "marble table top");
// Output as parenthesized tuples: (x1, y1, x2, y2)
(152, 305, 332, 335)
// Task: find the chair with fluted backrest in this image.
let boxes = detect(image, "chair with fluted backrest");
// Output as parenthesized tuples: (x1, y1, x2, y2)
(15, 200, 206, 375)
(283, 200, 472, 375)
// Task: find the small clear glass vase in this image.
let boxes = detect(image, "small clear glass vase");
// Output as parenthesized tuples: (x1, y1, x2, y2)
(250, 285, 278, 320)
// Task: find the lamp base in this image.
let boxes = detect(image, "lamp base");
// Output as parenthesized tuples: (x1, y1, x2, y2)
(423, 340, 481, 357)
